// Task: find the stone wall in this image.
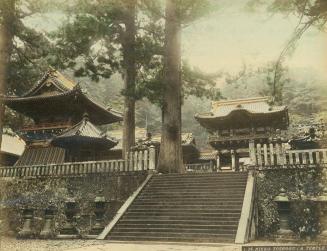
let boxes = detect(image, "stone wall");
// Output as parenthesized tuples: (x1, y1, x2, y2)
(0, 172, 147, 238)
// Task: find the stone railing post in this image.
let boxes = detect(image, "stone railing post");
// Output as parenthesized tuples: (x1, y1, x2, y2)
(149, 146, 156, 171)
(249, 140, 256, 166)
(231, 149, 236, 171)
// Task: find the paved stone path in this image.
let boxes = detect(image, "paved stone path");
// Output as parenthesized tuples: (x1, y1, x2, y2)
(65, 241, 241, 251)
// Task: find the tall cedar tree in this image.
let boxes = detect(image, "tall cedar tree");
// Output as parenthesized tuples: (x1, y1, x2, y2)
(158, 0, 183, 173)
(53, 0, 218, 160)
(0, 0, 54, 150)
(122, 0, 137, 158)
(0, 0, 15, 154)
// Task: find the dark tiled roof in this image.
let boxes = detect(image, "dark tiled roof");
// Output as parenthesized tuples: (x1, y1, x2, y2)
(15, 146, 65, 166)
(195, 97, 289, 130)
(197, 97, 286, 118)
(22, 69, 76, 97)
(3, 69, 123, 125)
(52, 117, 118, 149)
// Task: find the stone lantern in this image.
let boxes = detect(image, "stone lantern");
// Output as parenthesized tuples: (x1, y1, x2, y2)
(40, 207, 56, 239)
(58, 198, 79, 238)
(89, 196, 108, 236)
(17, 208, 35, 238)
(274, 188, 293, 235)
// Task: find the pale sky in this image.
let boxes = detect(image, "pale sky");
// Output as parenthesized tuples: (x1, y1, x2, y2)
(182, 2, 327, 79)
(25, 1, 327, 81)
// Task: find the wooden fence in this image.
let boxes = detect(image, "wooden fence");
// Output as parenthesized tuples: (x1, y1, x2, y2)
(250, 142, 327, 170)
(0, 147, 156, 178)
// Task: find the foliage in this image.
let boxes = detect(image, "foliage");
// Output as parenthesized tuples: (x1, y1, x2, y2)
(256, 168, 324, 238)
(0, 174, 146, 237)
(0, 178, 68, 236)
(0, 0, 58, 95)
(247, 0, 327, 28)
(51, 0, 221, 106)
(289, 201, 321, 238)
(221, 62, 290, 105)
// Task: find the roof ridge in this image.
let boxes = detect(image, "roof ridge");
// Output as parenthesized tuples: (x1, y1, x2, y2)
(22, 69, 77, 97)
(212, 96, 269, 106)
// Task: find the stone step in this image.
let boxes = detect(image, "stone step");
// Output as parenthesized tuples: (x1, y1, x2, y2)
(118, 219, 239, 226)
(115, 223, 238, 229)
(150, 177, 247, 183)
(108, 235, 235, 243)
(109, 231, 236, 239)
(136, 197, 244, 202)
(127, 209, 241, 214)
(104, 172, 248, 243)
(132, 201, 243, 206)
(152, 173, 247, 178)
(138, 194, 245, 200)
(144, 185, 247, 190)
(123, 213, 240, 219)
(129, 205, 242, 210)
(151, 177, 247, 182)
(111, 227, 237, 234)
(142, 188, 246, 194)
(147, 181, 246, 189)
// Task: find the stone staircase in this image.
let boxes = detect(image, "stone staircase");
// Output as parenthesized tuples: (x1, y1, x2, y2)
(107, 172, 248, 243)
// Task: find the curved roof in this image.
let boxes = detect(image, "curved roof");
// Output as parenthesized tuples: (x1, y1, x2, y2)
(52, 116, 118, 149)
(3, 69, 122, 125)
(22, 69, 76, 97)
(195, 97, 289, 130)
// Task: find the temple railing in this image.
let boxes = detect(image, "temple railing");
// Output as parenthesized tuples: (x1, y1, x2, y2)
(0, 147, 156, 178)
(20, 122, 73, 131)
(208, 132, 287, 143)
(185, 162, 215, 172)
(250, 143, 327, 170)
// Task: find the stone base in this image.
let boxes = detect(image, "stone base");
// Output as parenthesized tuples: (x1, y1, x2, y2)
(39, 230, 56, 239)
(17, 230, 34, 239)
(56, 234, 79, 239)
(88, 226, 104, 236)
(59, 222, 78, 236)
(274, 229, 297, 242)
(84, 234, 98, 239)
(316, 231, 327, 243)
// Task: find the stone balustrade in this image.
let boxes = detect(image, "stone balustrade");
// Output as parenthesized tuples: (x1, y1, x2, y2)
(0, 147, 156, 178)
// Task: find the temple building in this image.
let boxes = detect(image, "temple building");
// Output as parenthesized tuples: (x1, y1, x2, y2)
(3, 69, 122, 166)
(195, 97, 289, 170)
(108, 128, 199, 164)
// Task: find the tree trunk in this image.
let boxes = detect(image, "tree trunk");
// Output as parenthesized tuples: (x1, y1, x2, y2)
(0, 0, 15, 160)
(122, 0, 136, 159)
(158, 0, 183, 173)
